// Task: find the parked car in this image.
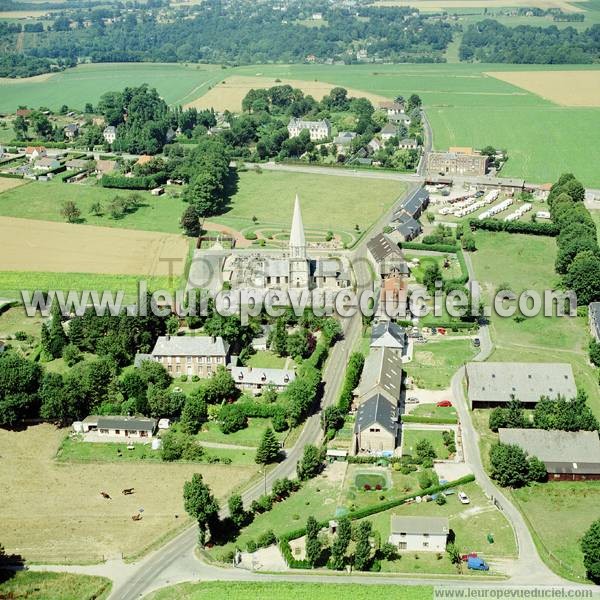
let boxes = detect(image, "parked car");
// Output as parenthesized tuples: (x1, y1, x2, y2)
(467, 557, 489, 571)
(474, 191, 484, 198)
(406, 397, 419, 404)
(473, 338, 481, 347)
(458, 491, 470, 504)
(461, 552, 478, 562)
(437, 400, 453, 407)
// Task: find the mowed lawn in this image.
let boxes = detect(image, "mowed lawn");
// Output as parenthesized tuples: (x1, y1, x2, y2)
(511, 481, 600, 582)
(0, 62, 226, 113)
(0, 425, 258, 563)
(401, 428, 452, 459)
(145, 582, 433, 600)
(212, 170, 405, 240)
(470, 231, 600, 415)
(404, 338, 477, 389)
(0, 572, 112, 600)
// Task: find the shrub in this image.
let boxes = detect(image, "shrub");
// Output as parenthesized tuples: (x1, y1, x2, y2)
(244, 232, 258, 240)
(364, 484, 371, 491)
(192, 375, 200, 382)
(180, 374, 188, 382)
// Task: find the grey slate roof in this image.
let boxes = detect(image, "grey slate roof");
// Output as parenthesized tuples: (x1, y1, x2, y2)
(134, 353, 152, 368)
(381, 123, 397, 135)
(395, 218, 422, 240)
(498, 428, 600, 474)
(152, 335, 229, 357)
(355, 346, 403, 402)
(367, 233, 403, 264)
(401, 187, 429, 217)
(371, 321, 406, 351)
(590, 302, 600, 339)
(231, 366, 296, 387)
(390, 516, 449, 536)
(466, 362, 577, 406)
(354, 393, 398, 435)
(97, 415, 156, 432)
(333, 131, 357, 145)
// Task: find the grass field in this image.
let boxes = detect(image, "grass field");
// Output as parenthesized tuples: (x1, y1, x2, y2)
(0, 425, 258, 563)
(409, 403, 458, 421)
(0, 571, 112, 600)
(404, 338, 477, 389)
(196, 418, 285, 448)
(145, 581, 433, 600)
(511, 481, 600, 582)
(245, 350, 289, 369)
(470, 231, 600, 416)
(401, 428, 452, 459)
(0, 63, 226, 113)
(211, 170, 405, 242)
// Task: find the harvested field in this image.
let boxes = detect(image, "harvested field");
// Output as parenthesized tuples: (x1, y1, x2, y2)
(0, 178, 27, 193)
(185, 75, 388, 112)
(487, 70, 600, 107)
(374, 0, 585, 11)
(0, 9, 49, 17)
(0, 425, 258, 563)
(0, 216, 188, 276)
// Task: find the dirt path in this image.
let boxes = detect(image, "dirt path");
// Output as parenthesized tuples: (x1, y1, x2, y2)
(202, 220, 250, 248)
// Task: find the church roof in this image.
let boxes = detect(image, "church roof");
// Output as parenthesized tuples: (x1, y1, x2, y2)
(289, 194, 306, 249)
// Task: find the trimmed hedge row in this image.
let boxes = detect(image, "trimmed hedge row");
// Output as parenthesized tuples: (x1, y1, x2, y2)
(400, 241, 459, 253)
(337, 352, 365, 413)
(0, 172, 24, 179)
(101, 172, 167, 190)
(401, 414, 458, 425)
(278, 474, 476, 567)
(469, 218, 558, 237)
(421, 320, 475, 330)
(8, 139, 68, 149)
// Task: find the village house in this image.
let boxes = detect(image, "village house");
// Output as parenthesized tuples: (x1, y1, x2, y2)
(25, 146, 46, 161)
(79, 415, 157, 440)
(392, 212, 422, 242)
(378, 100, 405, 117)
(142, 335, 230, 378)
(103, 125, 117, 144)
(353, 393, 399, 455)
(399, 138, 418, 150)
(371, 320, 407, 354)
(367, 137, 383, 154)
(64, 123, 79, 140)
(355, 346, 403, 406)
(465, 362, 577, 409)
(366, 232, 409, 280)
(65, 158, 88, 170)
(498, 428, 600, 481)
(287, 117, 331, 141)
(230, 366, 296, 395)
(33, 157, 60, 171)
(396, 187, 429, 220)
(380, 123, 398, 141)
(389, 516, 450, 552)
(390, 113, 412, 127)
(95, 159, 116, 175)
(426, 148, 488, 177)
(377, 271, 409, 321)
(16, 108, 32, 118)
(589, 302, 600, 342)
(333, 131, 357, 154)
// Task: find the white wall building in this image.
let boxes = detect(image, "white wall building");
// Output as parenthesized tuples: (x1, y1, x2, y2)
(389, 516, 449, 552)
(287, 118, 331, 141)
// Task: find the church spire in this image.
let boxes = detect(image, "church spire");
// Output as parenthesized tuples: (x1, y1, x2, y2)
(289, 194, 306, 258)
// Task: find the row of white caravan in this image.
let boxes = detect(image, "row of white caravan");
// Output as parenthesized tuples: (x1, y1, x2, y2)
(478, 198, 514, 220)
(504, 203, 532, 222)
(439, 189, 501, 218)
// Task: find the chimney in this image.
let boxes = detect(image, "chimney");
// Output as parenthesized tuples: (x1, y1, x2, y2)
(166, 334, 170, 341)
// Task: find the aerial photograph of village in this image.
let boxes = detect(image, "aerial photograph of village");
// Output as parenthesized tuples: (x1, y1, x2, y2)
(0, 0, 599, 598)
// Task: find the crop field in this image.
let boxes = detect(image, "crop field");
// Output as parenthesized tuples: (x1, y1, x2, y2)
(211, 169, 405, 242)
(0, 216, 188, 276)
(146, 582, 433, 600)
(185, 74, 388, 112)
(0, 63, 225, 113)
(374, 0, 585, 10)
(0, 177, 27, 193)
(0, 425, 258, 563)
(512, 481, 600, 581)
(488, 70, 600, 106)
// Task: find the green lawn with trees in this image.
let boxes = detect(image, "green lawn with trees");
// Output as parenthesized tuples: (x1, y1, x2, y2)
(401, 429, 453, 460)
(0, 571, 112, 600)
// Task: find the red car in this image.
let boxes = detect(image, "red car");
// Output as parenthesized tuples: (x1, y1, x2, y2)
(437, 400, 453, 407)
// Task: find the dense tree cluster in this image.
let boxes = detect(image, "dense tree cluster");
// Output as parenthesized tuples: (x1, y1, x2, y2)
(581, 519, 600, 583)
(13, 2, 452, 74)
(460, 19, 600, 63)
(489, 442, 547, 487)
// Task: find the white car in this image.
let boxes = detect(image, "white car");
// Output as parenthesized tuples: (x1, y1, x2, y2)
(458, 491, 470, 504)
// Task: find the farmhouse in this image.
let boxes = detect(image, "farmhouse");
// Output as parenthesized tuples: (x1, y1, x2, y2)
(65, 158, 88, 170)
(392, 212, 422, 242)
(231, 366, 296, 395)
(80, 415, 157, 440)
(589, 302, 600, 342)
(366, 232, 408, 279)
(379, 100, 405, 117)
(33, 157, 60, 171)
(465, 362, 577, 408)
(25, 146, 46, 161)
(371, 320, 407, 353)
(355, 346, 403, 405)
(287, 117, 331, 141)
(103, 125, 117, 144)
(426, 148, 488, 177)
(353, 393, 399, 455)
(389, 516, 449, 552)
(397, 187, 430, 220)
(498, 428, 600, 481)
(377, 271, 409, 321)
(148, 335, 230, 378)
(333, 131, 357, 153)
